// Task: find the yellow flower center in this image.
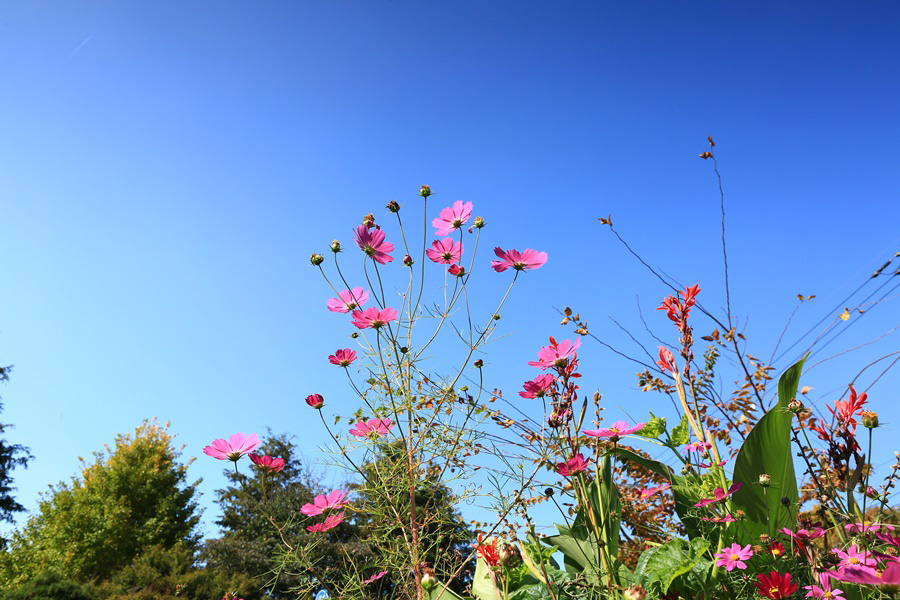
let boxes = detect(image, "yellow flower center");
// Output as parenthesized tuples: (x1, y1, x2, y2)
(849, 557, 859, 564)
(769, 587, 779, 595)
(730, 554, 739, 561)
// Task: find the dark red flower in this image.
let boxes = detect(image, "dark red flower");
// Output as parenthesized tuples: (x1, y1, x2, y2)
(476, 534, 500, 567)
(754, 571, 799, 599)
(249, 453, 286, 473)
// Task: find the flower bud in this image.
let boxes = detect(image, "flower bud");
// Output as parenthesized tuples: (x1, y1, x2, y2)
(399, 346, 408, 354)
(781, 497, 790, 507)
(305, 393, 324, 409)
(403, 254, 413, 267)
(759, 473, 772, 487)
(759, 533, 770, 544)
(449, 264, 465, 277)
(419, 185, 431, 198)
(362, 213, 375, 228)
(866, 486, 878, 499)
(421, 569, 437, 592)
(497, 543, 521, 568)
(493, 314, 501, 320)
(310, 253, 324, 266)
(788, 399, 804, 413)
(350, 332, 359, 339)
(623, 586, 647, 600)
(862, 411, 879, 429)
(460, 385, 469, 392)
(473, 216, 485, 228)
(544, 487, 554, 497)
(474, 359, 483, 368)
(752, 545, 763, 553)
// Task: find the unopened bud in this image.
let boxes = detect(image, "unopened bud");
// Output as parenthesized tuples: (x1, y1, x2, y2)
(403, 254, 413, 267)
(419, 185, 431, 198)
(421, 569, 437, 592)
(497, 543, 521, 568)
(788, 400, 804, 414)
(460, 385, 469, 392)
(305, 393, 324, 409)
(759, 473, 772, 487)
(310, 253, 324, 266)
(473, 216, 485, 228)
(544, 487, 554, 497)
(862, 411, 879, 429)
(330, 240, 341, 253)
(781, 497, 790, 507)
(350, 332, 359, 339)
(362, 213, 375, 228)
(623, 586, 647, 600)
(474, 359, 483, 368)
(866, 486, 878, 499)
(752, 545, 763, 553)
(493, 314, 501, 320)
(399, 346, 408, 354)
(387, 200, 400, 213)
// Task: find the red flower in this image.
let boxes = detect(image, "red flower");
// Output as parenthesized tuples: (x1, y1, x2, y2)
(656, 346, 676, 373)
(657, 284, 701, 331)
(754, 571, 799, 598)
(476, 534, 500, 567)
(768, 542, 786, 558)
(828, 385, 867, 432)
(249, 453, 286, 473)
(305, 393, 324, 409)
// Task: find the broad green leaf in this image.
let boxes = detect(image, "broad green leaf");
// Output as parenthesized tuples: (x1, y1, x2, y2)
(429, 586, 467, 600)
(730, 356, 805, 544)
(544, 523, 599, 576)
(597, 454, 621, 562)
(637, 413, 666, 439)
(670, 413, 690, 446)
(635, 537, 709, 595)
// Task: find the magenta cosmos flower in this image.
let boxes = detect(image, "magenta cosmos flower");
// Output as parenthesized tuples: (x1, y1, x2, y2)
(556, 453, 588, 476)
(832, 561, 900, 588)
(583, 421, 645, 442)
(833, 544, 875, 571)
(305, 393, 324, 409)
(362, 571, 388, 585)
(715, 543, 753, 572)
(354, 225, 394, 264)
(694, 482, 742, 507)
(426, 238, 463, 264)
(301, 490, 349, 516)
(491, 247, 547, 272)
(639, 483, 671, 499)
(528, 337, 581, 370)
(351, 307, 398, 329)
(203, 433, 260, 462)
(432, 200, 473, 236)
(249, 454, 285, 473)
(519, 374, 555, 398)
(307, 511, 345, 533)
(328, 348, 358, 367)
(327, 287, 370, 313)
(683, 441, 712, 454)
(780, 526, 825, 541)
(349, 417, 394, 438)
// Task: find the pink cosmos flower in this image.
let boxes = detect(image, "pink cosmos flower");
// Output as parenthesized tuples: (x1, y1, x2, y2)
(833, 544, 875, 571)
(448, 264, 465, 276)
(351, 307, 399, 329)
(301, 490, 349, 516)
(715, 543, 753, 571)
(362, 571, 388, 585)
(583, 421, 645, 442)
(203, 433, 260, 462)
(874, 532, 900, 548)
(249, 454, 286, 473)
(528, 337, 581, 370)
(699, 459, 729, 468)
(657, 346, 676, 373)
(848, 522, 895, 533)
(781, 527, 826, 541)
(639, 483, 671, 499)
(425, 238, 463, 264)
(354, 225, 394, 264)
(491, 247, 548, 272)
(307, 511, 345, 533)
(683, 441, 712, 454)
(349, 417, 394, 438)
(831, 561, 900, 587)
(306, 393, 324, 409)
(556, 453, 588, 476)
(329, 348, 358, 367)
(519, 374, 555, 398)
(432, 200, 473, 236)
(694, 482, 742, 507)
(700, 514, 737, 523)
(804, 581, 845, 599)
(327, 287, 370, 313)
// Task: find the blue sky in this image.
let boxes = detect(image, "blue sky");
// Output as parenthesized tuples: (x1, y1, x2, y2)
(1, 1, 899, 539)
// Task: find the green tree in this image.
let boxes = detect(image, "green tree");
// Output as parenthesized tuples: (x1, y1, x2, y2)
(0, 365, 33, 549)
(204, 432, 369, 599)
(0, 420, 201, 588)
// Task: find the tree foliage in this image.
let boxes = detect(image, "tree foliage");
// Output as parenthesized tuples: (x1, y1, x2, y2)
(0, 420, 201, 587)
(0, 364, 33, 548)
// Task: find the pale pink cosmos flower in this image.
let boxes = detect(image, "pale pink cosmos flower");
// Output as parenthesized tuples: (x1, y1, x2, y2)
(354, 225, 394, 264)
(349, 417, 394, 438)
(426, 238, 463, 264)
(519, 374, 555, 398)
(715, 543, 753, 571)
(833, 544, 875, 571)
(351, 307, 399, 329)
(327, 287, 370, 313)
(307, 511, 345, 533)
(683, 441, 713, 454)
(329, 348, 358, 367)
(203, 433, 260, 462)
(491, 247, 547, 272)
(694, 482, 742, 507)
(804, 579, 845, 600)
(362, 571, 389, 585)
(249, 454, 286, 473)
(432, 200, 473, 236)
(301, 490, 349, 516)
(583, 421, 645, 442)
(528, 337, 581, 370)
(639, 483, 671, 499)
(556, 453, 588, 476)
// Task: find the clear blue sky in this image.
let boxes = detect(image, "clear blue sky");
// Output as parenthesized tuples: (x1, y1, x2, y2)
(1, 1, 899, 539)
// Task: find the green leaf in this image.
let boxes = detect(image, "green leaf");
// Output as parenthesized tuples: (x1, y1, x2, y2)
(637, 413, 666, 439)
(597, 454, 621, 561)
(635, 537, 709, 595)
(670, 413, 690, 446)
(730, 355, 806, 544)
(544, 523, 599, 576)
